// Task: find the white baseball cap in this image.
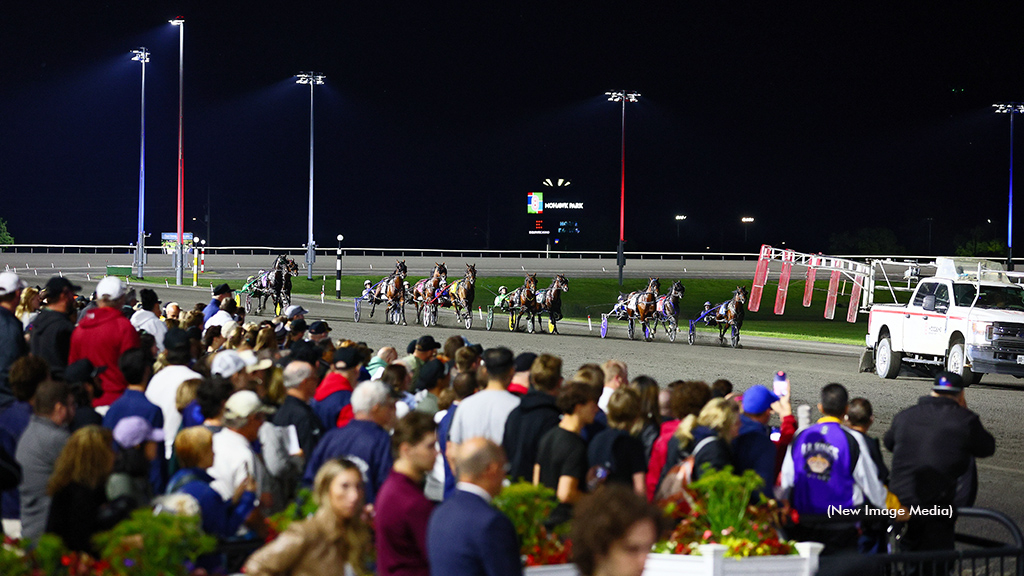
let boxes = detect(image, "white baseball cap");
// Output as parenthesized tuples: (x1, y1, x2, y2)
(211, 350, 246, 378)
(238, 349, 274, 373)
(284, 304, 308, 319)
(0, 272, 26, 297)
(96, 276, 126, 299)
(223, 390, 275, 420)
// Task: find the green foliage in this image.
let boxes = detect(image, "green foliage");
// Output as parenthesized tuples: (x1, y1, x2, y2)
(0, 218, 12, 245)
(954, 225, 1006, 257)
(266, 488, 318, 536)
(492, 482, 565, 552)
(688, 466, 763, 540)
(93, 509, 216, 576)
(829, 228, 903, 255)
(0, 534, 64, 576)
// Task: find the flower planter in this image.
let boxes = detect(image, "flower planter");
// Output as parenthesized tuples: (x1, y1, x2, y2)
(643, 542, 824, 576)
(526, 563, 578, 576)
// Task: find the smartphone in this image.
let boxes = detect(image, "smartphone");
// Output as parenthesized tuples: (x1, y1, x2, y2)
(773, 371, 790, 398)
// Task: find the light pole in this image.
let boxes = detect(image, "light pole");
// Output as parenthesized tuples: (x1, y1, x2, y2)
(674, 214, 687, 240)
(131, 47, 149, 279)
(297, 72, 325, 280)
(336, 234, 344, 299)
(994, 103, 1024, 271)
(170, 17, 185, 285)
(741, 216, 754, 245)
(606, 90, 640, 286)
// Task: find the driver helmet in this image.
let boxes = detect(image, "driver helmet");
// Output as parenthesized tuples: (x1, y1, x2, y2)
(704, 301, 712, 308)
(364, 280, 372, 287)
(498, 286, 508, 294)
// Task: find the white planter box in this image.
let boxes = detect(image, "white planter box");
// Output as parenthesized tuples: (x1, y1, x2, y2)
(643, 542, 824, 576)
(525, 564, 577, 576)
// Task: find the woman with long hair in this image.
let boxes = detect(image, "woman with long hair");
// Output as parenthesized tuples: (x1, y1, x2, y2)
(244, 458, 372, 576)
(665, 397, 740, 483)
(629, 375, 661, 462)
(46, 425, 132, 555)
(16, 286, 41, 327)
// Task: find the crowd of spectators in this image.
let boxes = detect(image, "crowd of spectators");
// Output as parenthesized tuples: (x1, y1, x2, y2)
(0, 270, 1000, 575)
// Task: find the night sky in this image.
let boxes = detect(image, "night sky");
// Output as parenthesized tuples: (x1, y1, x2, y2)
(4, 3, 1024, 255)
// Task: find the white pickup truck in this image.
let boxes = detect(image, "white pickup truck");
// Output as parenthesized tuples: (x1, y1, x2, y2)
(865, 257, 1024, 383)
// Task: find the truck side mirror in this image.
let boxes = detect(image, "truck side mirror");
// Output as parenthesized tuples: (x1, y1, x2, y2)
(922, 295, 936, 312)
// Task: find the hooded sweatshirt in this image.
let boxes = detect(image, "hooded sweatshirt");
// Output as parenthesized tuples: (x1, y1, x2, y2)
(502, 390, 561, 481)
(310, 373, 354, 430)
(27, 308, 75, 377)
(69, 306, 140, 407)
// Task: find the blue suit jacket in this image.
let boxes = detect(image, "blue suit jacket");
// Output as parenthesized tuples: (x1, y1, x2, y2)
(427, 488, 522, 576)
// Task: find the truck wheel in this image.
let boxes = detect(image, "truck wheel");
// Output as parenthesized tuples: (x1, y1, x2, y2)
(946, 341, 979, 385)
(875, 336, 901, 379)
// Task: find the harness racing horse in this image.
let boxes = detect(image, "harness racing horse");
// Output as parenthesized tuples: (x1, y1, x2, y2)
(369, 260, 408, 325)
(508, 273, 538, 332)
(715, 286, 748, 348)
(414, 262, 448, 326)
(651, 280, 685, 341)
(242, 255, 298, 316)
(532, 274, 569, 334)
(447, 264, 477, 329)
(614, 278, 660, 341)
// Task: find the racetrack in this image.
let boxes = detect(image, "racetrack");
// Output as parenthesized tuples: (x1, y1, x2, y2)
(5, 252, 1023, 541)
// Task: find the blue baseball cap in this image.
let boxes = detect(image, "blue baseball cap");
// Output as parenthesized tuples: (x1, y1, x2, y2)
(933, 371, 965, 393)
(741, 385, 780, 414)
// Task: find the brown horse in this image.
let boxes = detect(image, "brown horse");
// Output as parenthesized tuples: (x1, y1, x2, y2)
(620, 278, 660, 341)
(414, 262, 448, 326)
(508, 273, 538, 332)
(715, 286, 747, 347)
(370, 260, 408, 325)
(532, 273, 569, 334)
(447, 263, 477, 329)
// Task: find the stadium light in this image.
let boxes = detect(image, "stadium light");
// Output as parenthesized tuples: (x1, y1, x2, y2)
(170, 17, 185, 285)
(606, 90, 640, 286)
(994, 102, 1024, 270)
(131, 47, 149, 279)
(297, 72, 325, 280)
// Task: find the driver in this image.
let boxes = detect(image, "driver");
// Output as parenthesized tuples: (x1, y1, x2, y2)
(494, 286, 509, 307)
(362, 280, 374, 301)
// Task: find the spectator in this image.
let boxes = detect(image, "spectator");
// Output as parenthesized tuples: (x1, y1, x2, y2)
(107, 415, 164, 507)
(15, 286, 41, 327)
(131, 289, 167, 352)
(0, 355, 48, 535)
(534, 382, 600, 526)
(447, 347, 519, 469)
(46, 425, 128, 556)
(399, 335, 440, 383)
(367, 346, 397, 380)
(732, 385, 781, 501)
(203, 284, 233, 325)
(503, 353, 563, 482)
(780, 383, 887, 554)
(163, 302, 181, 321)
(27, 276, 81, 377)
(376, 412, 438, 576)
(629, 375, 661, 462)
(16, 379, 73, 540)
(845, 397, 889, 554)
(307, 320, 332, 344)
(0, 272, 29, 407)
(441, 335, 465, 367)
(588, 388, 648, 497)
(274, 360, 324, 461)
(381, 363, 415, 416)
(452, 345, 481, 378)
(710, 378, 733, 399)
(102, 348, 162, 431)
(571, 484, 668, 576)
(646, 381, 711, 500)
(283, 304, 308, 324)
(427, 438, 521, 576)
(245, 458, 372, 575)
(208, 390, 274, 504)
(0, 440, 18, 538)
(68, 276, 141, 408)
(508, 352, 536, 396)
(413, 359, 450, 417)
(146, 328, 203, 459)
(884, 372, 995, 555)
(311, 347, 362, 430)
(195, 377, 235, 432)
(599, 360, 628, 412)
(65, 359, 105, 431)
(303, 380, 397, 504)
(210, 349, 250, 390)
(429, 371, 478, 501)
(663, 397, 740, 486)
(573, 364, 608, 441)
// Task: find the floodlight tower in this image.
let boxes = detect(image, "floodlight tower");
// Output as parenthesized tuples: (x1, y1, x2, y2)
(297, 72, 325, 280)
(606, 90, 640, 286)
(131, 47, 149, 279)
(994, 102, 1024, 271)
(170, 17, 185, 285)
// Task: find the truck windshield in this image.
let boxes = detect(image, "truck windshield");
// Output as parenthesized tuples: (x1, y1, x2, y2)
(953, 283, 1024, 311)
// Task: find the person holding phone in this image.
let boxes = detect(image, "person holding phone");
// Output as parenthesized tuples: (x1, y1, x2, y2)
(733, 384, 783, 501)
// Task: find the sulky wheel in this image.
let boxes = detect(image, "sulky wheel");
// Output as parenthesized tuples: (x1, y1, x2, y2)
(486, 307, 494, 331)
(600, 315, 609, 339)
(687, 328, 695, 345)
(464, 311, 472, 330)
(354, 299, 361, 323)
(244, 293, 253, 315)
(668, 319, 677, 342)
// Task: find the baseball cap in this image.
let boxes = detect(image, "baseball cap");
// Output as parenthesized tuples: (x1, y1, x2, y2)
(223, 390, 275, 420)
(514, 352, 538, 373)
(238, 349, 274, 373)
(213, 283, 232, 296)
(741, 385, 780, 414)
(933, 371, 966, 393)
(333, 346, 363, 369)
(163, 328, 189, 351)
(0, 272, 27, 298)
(415, 359, 450, 392)
(96, 276, 126, 300)
(415, 335, 441, 351)
(290, 318, 308, 333)
(284, 305, 308, 319)
(113, 416, 165, 449)
(64, 359, 106, 384)
(309, 320, 331, 335)
(211, 350, 246, 378)
(41, 276, 81, 302)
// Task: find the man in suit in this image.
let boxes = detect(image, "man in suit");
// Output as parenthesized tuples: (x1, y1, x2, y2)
(427, 438, 521, 576)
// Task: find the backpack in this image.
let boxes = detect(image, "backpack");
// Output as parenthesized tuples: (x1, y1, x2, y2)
(654, 436, 716, 502)
(586, 429, 629, 491)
